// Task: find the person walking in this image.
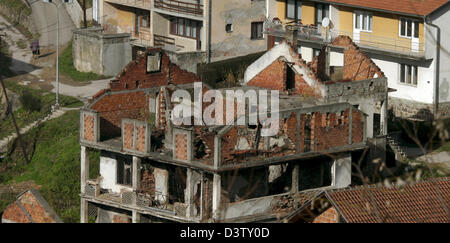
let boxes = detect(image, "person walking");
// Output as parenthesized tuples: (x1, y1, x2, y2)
(30, 39, 40, 59)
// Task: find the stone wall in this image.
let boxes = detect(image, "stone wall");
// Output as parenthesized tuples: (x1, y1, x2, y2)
(72, 27, 132, 76)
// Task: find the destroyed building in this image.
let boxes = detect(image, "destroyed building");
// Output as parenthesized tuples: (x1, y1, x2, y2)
(79, 35, 390, 223)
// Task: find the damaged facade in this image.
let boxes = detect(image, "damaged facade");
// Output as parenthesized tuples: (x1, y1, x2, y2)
(79, 34, 389, 222)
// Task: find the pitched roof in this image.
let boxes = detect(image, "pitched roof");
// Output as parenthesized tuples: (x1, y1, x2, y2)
(324, 0, 449, 16)
(326, 177, 450, 223)
(1, 189, 62, 223)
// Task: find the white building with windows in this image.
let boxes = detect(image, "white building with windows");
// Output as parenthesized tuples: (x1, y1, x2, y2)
(267, 0, 450, 120)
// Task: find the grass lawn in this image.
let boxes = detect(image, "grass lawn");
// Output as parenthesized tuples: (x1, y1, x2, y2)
(59, 41, 109, 82)
(0, 110, 100, 222)
(0, 80, 84, 140)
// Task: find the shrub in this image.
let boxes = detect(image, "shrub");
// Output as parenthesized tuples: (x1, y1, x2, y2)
(20, 90, 42, 112)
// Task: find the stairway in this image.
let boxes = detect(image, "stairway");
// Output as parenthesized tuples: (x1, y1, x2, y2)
(387, 132, 407, 161)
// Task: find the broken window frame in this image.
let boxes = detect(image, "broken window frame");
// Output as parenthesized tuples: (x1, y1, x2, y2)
(315, 3, 330, 27)
(147, 52, 162, 73)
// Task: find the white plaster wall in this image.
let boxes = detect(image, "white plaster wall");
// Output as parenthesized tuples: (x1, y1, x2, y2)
(329, 5, 340, 31)
(373, 58, 435, 104)
(428, 4, 450, 103)
(99, 155, 131, 194)
(154, 168, 169, 203)
(301, 46, 313, 62)
(330, 51, 343, 66)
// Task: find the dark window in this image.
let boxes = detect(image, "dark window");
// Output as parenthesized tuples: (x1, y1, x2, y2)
(170, 17, 200, 39)
(400, 64, 418, 86)
(225, 24, 233, 33)
(286, 66, 295, 90)
(298, 158, 332, 191)
(286, 0, 302, 20)
(251, 22, 263, 39)
(117, 156, 132, 186)
(315, 3, 329, 26)
(400, 18, 419, 38)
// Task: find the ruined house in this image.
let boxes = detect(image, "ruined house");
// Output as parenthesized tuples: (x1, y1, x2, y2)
(1, 189, 62, 223)
(79, 35, 390, 223)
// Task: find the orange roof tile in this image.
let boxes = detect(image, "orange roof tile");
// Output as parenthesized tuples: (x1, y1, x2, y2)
(326, 177, 450, 223)
(325, 0, 449, 16)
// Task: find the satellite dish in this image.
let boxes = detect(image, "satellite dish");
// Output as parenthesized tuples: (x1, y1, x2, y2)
(322, 17, 330, 28)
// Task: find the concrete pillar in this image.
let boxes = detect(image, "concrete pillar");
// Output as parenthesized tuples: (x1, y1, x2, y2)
(81, 146, 89, 194)
(380, 100, 388, 136)
(332, 154, 352, 188)
(291, 165, 299, 193)
(132, 156, 141, 192)
(212, 173, 221, 220)
(132, 210, 141, 223)
(80, 198, 89, 223)
(154, 167, 169, 204)
(186, 169, 201, 219)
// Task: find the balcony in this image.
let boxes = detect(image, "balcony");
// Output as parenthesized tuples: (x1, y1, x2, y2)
(265, 20, 425, 58)
(83, 180, 191, 220)
(154, 0, 203, 17)
(105, 0, 151, 9)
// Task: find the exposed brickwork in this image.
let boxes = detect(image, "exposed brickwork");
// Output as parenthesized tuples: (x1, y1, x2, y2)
(110, 48, 200, 92)
(331, 36, 384, 81)
(90, 91, 148, 138)
(83, 114, 95, 141)
(123, 122, 134, 150)
(247, 58, 287, 91)
(175, 133, 188, 161)
(141, 169, 156, 195)
(135, 124, 147, 153)
(221, 126, 239, 163)
(112, 214, 131, 223)
(313, 206, 339, 223)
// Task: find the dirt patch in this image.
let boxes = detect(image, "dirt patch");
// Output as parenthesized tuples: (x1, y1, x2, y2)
(0, 180, 42, 194)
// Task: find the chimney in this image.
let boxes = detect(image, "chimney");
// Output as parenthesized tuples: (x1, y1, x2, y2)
(285, 25, 298, 49)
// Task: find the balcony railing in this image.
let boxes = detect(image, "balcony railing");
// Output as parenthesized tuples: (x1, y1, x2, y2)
(154, 34, 185, 51)
(264, 19, 425, 57)
(154, 0, 203, 16)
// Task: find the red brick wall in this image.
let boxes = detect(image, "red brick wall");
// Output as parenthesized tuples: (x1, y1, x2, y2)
(83, 114, 95, 141)
(221, 126, 238, 163)
(90, 91, 148, 139)
(123, 122, 134, 150)
(247, 56, 320, 98)
(110, 49, 200, 92)
(313, 206, 339, 223)
(247, 58, 287, 91)
(312, 108, 364, 151)
(175, 133, 188, 161)
(331, 36, 384, 81)
(135, 124, 147, 152)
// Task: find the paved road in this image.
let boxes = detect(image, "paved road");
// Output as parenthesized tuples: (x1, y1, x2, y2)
(51, 79, 111, 101)
(27, 0, 75, 47)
